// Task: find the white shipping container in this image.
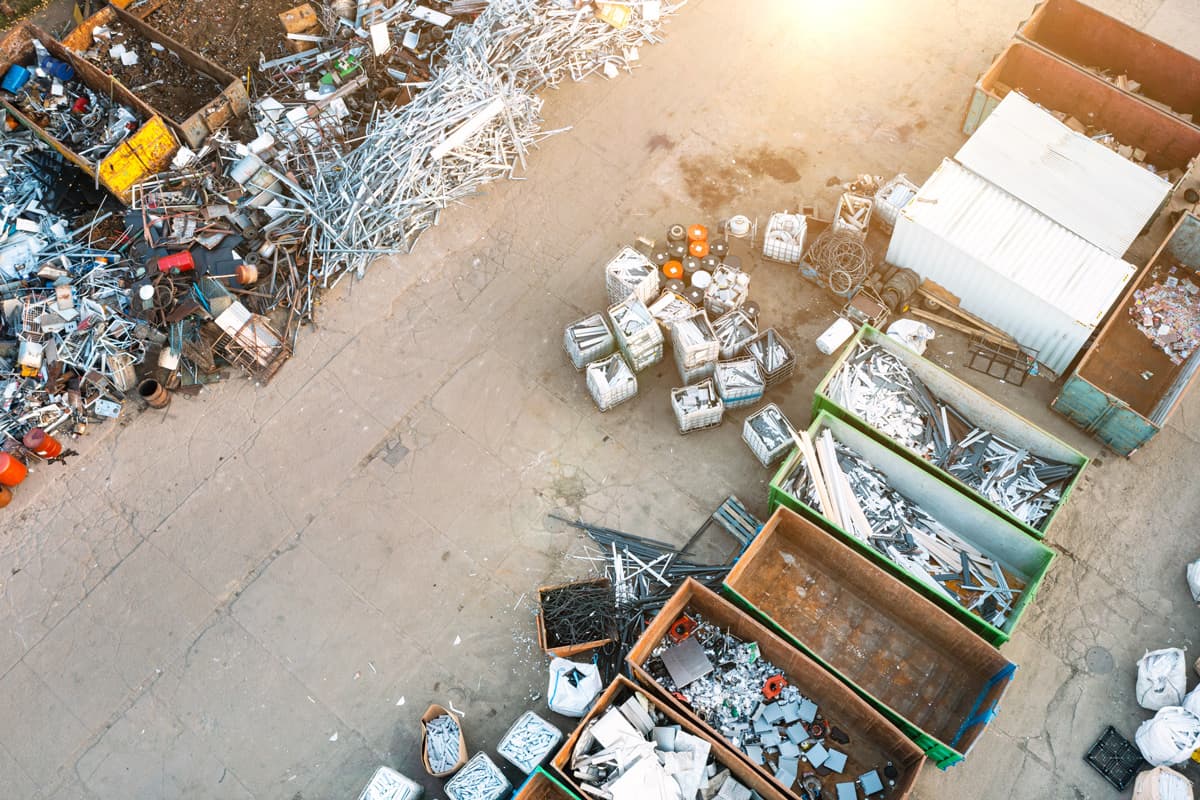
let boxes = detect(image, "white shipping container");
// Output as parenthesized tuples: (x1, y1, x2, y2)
(887, 159, 1137, 375)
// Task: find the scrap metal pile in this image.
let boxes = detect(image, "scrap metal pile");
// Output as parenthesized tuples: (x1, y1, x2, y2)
(557, 516, 731, 680)
(648, 619, 900, 797)
(0, 0, 686, 485)
(827, 342, 1078, 527)
(6, 40, 141, 161)
(566, 690, 761, 800)
(1130, 271, 1200, 364)
(777, 430, 1025, 629)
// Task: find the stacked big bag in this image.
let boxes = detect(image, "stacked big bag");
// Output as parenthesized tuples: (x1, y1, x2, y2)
(1129, 559, 1200, 795)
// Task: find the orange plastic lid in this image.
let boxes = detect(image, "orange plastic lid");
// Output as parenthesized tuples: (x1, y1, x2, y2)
(688, 240, 709, 258)
(687, 224, 708, 242)
(663, 260, 684, 279)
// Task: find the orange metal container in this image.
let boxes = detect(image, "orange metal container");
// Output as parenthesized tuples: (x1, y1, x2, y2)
(687, 224, 708, 242)
(688, 239, 709, 258)
(0, 453, 29, 487)
(663, 260, 683, 279)
(23, 428, 63, 459)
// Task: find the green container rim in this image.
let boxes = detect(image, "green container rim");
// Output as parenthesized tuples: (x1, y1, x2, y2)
(767, 410, 1056, 645)
(812, 324, 1090, 539)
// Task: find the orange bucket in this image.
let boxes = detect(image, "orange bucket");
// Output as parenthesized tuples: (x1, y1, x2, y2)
(0, 453, 29, 487)
(23, 428, 63, 459)
(687, 224, 708, 242)
(688, 240, 710, 258)
(663, 260, 684, 280)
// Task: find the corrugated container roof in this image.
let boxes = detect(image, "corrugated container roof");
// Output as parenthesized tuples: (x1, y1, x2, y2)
(897, 159, 1135, 328)
(955, 92, 1170, 257)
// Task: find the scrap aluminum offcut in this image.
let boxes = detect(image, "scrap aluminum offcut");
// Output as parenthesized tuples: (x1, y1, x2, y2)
(1131, 278, 1200, 364)
(425, 714, 463, 773)
(567, 690, 755, 800)
(746, 405, 792, 452)
(649, 619, 896, 795)
(778, 429, 1025, 628)
(828, 343, 1077, 527)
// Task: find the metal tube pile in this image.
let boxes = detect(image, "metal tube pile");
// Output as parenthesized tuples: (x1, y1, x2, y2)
(301, 0, 686, 282)
(828, 343, 1078, 527)
(779, 430, 1025, 629)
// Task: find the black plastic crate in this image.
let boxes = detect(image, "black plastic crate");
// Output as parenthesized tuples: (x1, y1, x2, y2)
(1084, 726, 1146, 790)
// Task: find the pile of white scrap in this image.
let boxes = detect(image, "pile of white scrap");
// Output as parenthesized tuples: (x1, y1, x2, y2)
(568, 692, 754, 800)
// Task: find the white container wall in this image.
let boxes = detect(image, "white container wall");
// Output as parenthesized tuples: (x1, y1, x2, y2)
(887, 158, 1137, 375)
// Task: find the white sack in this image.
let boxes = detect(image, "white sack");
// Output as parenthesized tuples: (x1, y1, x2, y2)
(547, 657, 602, 718)
(1183, 684, 1200, 718)
(1136, 707, 1200, 766)
(1132, 766, 1194, 800)
(1138, 649, 1188, 710)
(886, 319, 936, 355)
(1187, 559, 1200, 604)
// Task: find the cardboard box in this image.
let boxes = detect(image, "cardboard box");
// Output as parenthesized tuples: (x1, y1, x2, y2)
(420, 704, 467, 777)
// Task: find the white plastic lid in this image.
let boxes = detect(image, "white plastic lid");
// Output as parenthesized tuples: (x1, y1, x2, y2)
(692, 270, 712, 288)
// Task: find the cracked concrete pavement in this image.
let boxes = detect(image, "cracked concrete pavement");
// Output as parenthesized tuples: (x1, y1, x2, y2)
(2, 0, 1199, 797)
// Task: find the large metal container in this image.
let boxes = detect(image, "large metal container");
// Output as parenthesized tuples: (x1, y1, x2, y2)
(512, 768, 581, 800)
(623, 580, 926, 797)
(814, 325, 1088, 538)
(724, 507, 1017, 768)
(768, 410, 1055, 645)
(1016, 0, 1200, 128)
(0, 22, 178, 204)
(61, 5, 249, 148)
(962, 41, 1200, 174)
(551, 674, 794, 800)
(1053, 213, 1200, 455)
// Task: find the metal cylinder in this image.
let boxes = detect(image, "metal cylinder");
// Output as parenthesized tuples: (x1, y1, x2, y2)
(880, 268, 921, 311)
(710, 238, 729, 257)
(682, 256, 700, 276)
(663, 260, 683, 280)
(23, 428, 63, 459)
(669, 242, 687, 260)
(0, 453, 28, 487)
(667, 223, 686, 242)
(688, 239, 710, 258)
(687, 224, 708, 242)
(664, 279, 686, 295)
(138, 379, 171, 409)
(743, 300, 760, 320)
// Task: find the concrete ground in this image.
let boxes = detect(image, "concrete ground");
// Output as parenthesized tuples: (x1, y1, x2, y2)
(3, 0, 1199, 798)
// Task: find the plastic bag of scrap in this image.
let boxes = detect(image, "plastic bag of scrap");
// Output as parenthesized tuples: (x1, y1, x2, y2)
(1136, 707, 1200, 766)
(1138, 649, 1188, 710)
(547, 657, 602, 717)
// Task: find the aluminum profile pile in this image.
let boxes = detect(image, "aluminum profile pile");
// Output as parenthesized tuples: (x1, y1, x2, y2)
(607, 246, 661, 305)
(828, 342, 1078, 526)
(586, 352, 637, 411)
(564, 312, 615, 369)
(566, 692, 756, 800)
(648, 290, 697, 332)
(497, 711, 562, 774)
(712, 308, 757, 358)
(649, 619, 895, 796)
(778, 429, 1026, 629)
(744, 329, 794, 387)
(610, 294, 664, 371)
(445, 753, 511, 800)
(357, 767, 422, 800)
(671, 379, 723, 433)
(424, 714, 464, 774)
(742, 403, 795, 467)
(713, 357, 763, 409)
(302, 0, 686, 283)
(703, 264, 749, 317)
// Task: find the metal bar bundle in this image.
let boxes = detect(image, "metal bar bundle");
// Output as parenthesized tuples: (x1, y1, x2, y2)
(711, 308, 757, 358)
(828, 342, 1078, 527)
(778, 429, 1026, 629)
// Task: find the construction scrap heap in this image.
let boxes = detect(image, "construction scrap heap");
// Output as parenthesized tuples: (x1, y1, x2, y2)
(0, 0, 685, 469)
(778, 430, 1026, 629)
(827, 342, 1078, 527)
